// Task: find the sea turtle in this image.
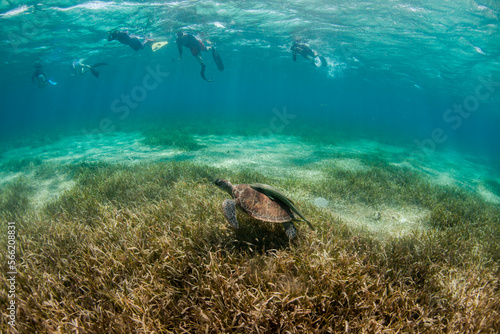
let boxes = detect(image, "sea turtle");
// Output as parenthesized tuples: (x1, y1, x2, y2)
(214, 179, 314, 239)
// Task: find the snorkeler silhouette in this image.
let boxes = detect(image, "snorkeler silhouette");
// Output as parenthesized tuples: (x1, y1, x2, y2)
(32, 65, 57, 88)
(71, 60, 108, 78)
(176, 31, 224, 82)
(291, 41, 327, 67)
(107, 30, 168, 52)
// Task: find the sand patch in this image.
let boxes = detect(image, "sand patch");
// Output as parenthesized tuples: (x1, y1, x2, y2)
(29, 174, 76, 210)
(0, 131, 497, 236)
(477, 184, 500, 204)
(0, 172, 23, 188)
(1, 132, 182, 165)
(321, 199, 430, 239)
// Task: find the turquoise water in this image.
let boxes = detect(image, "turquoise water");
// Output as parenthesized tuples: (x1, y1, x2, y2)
(0, 1, 499, 182)
(2, 3, 500, 331)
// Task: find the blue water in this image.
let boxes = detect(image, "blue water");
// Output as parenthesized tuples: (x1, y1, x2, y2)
(0, 1, 499, 159)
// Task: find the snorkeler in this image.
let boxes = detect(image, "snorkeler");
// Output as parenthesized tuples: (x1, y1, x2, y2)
(108, 30, 168, 52)
(291, 41, 327, 67)
(176, 31, 224, 82)
(32, 66, 57, 88)
(71, 60, 108, 78)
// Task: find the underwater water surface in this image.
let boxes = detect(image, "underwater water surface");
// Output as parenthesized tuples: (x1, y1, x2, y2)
(1, 1, 500, 333)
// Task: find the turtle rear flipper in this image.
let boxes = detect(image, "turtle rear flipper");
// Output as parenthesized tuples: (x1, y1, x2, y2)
(222, 199, 239, 228)
(283, 222, 297, 239)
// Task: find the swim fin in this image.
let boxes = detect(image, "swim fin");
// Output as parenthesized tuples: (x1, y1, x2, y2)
(151, 41, 168, 52)
(200, 64, 213, 82)
(319, 56, 328, 67)
(92, 62, 108, 68)
(90, 63, 108, 78)
(90, 68, 100, 78)
(212, 48, 224, 71)
(89, 63, 108, 78)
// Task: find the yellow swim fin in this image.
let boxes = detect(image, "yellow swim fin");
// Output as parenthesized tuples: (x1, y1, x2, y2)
(151, 41, 168, 52)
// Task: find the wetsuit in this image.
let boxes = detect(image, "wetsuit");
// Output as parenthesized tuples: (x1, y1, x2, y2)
(291, 41, 327, 67)
(176, 32, 214, 81)
(176, 33, 207, 57)
(108, 31, 145, 51)
(32, 69, 57, 87)
(291, 42, 316, 61)
(32, 69, 46, 88)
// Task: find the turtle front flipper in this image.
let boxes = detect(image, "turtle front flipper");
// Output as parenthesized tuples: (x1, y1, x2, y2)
(222, 199, 239, 228)
(282, 221, 297, 240)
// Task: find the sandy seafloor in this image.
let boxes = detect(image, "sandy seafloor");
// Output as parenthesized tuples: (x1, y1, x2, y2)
(1, 130, 498, 239)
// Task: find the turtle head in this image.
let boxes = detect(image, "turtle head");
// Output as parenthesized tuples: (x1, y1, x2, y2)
(214, 178, 233, 195)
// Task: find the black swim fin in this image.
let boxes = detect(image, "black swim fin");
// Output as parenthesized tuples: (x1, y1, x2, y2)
(92, 62, 108, 68)
(212, 48, 224, 71)
(90, 63, 108, 78)
(319, 56, 328, 67)
(90, 68, 100, 78)
(200, 64, 213, 82)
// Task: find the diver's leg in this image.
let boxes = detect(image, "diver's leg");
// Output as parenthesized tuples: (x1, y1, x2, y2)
(196, 55, 212, 81)
(195, 54, 204, 65)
